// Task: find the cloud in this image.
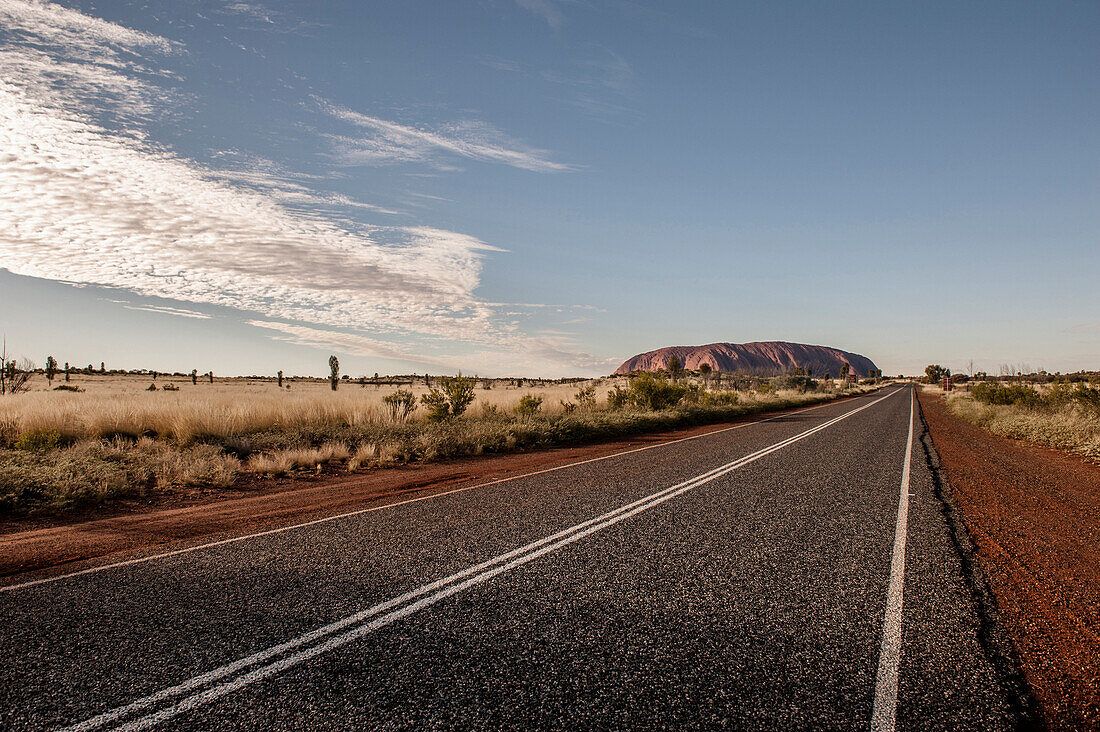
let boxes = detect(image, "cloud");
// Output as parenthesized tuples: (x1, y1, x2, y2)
(542, 47, 636, 121)
(321, 101, 574, 173)
(0, 90, 501, 338)
(516, 0, 565, 29)
(247, 320, 454, 368)
(0, 0, 601, 375)
(0, 2, 498, 343)
(248, 320, 618, 376)
(0, 0, 177, 123)
(1066, 323, 1100, 334)
(123, 304, 212, 319)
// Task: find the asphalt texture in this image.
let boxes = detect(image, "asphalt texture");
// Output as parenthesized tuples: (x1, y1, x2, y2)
(0, 386, 1033, 730)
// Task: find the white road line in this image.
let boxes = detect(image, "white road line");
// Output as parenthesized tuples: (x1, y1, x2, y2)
(63, 390, 899, 732)
(2, 392, 879, 594)
(871, 387, 916, 732)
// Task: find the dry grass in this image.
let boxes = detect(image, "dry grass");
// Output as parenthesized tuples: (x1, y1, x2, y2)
(0, 438, 240, 513)
(944, 390, 1100, 464)
(0, 373, 882, 514)
(0, 375, 611, 444)
(247, 442, 351, 477)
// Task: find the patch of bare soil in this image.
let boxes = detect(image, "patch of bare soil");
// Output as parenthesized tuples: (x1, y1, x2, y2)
(920, 391, 1099, 731)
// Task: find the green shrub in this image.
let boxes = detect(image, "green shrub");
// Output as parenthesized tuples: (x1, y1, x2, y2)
(626, 372, 688, 410)
(971, 382, 1043, 408)
(574, 383, 597, 409)
(14, 429, 61, 451)
(702, 390, 739, 406)
(420, 372, 476, 421)
(515, 394, 543, 417)
(607, 384, 630, 410)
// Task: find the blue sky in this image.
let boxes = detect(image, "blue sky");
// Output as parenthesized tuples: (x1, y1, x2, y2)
(1, 0, 1097, 377)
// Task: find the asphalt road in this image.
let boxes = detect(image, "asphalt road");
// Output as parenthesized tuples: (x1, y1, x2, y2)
(0, 386, 1032, 730)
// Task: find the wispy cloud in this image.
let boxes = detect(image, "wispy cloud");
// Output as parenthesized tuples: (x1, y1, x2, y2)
(1066, 323, 1100, 334)
(475, 54, 523, 73)
(249, 320, 617, 375)
(543, 47, 636, 121)
(320, 101, 575, 172)
(516, 0, 565, 29)
(0, 0, 600, 375)
(0, 4, 489, 342)
(123, 304, 212, 319)
(247, 321, 454, 368)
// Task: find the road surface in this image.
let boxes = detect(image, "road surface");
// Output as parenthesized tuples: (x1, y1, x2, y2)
(0, 386, 1032, 730)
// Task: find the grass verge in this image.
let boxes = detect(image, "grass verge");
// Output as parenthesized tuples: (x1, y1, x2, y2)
(944, 390, 1100, 464)
(1, 383, 877, 515)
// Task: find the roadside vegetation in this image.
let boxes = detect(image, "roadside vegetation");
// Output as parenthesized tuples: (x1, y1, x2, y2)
(940, 378, 1100, 464)
(0, 363, 880, 514)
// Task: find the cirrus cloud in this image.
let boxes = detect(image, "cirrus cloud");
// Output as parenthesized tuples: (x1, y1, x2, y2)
(0, 0, 608, 375)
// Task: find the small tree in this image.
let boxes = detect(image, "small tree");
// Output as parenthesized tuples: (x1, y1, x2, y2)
(328, 355, 340, 391)
(840, 363, 850, 380)
(666, 354, 684, 382)
(277, 370, 284, 388)
(208, 371, 214, 384)
(191, 369, 198, 385)
(65, 362, 70, 382)
(45, 356, 58, 385)
(1, 358, 35, 395)
(100, 362, 105, 373)
(924, 364, 946, 384)
(699, 362, 712, 388)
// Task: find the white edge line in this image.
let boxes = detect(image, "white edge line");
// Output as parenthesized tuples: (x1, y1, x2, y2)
(3, 391, 885, 593)
(871, 387, 915, 732)
(65, 389, 900, 732)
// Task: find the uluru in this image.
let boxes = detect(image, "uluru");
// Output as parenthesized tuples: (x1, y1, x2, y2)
(614, 341, 878, 378)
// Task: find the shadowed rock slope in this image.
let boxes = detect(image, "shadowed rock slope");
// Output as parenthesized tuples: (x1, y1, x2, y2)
(614, 341, 878, 377)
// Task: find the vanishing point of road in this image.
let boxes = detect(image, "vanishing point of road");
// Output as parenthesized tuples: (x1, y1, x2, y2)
(0, 386, 1032, 730)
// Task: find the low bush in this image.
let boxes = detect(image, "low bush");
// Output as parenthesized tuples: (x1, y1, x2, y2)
(421, 373, 476, 421)
(969, 381, 1100, 415)
(625, 372, 689, 410)
(14, 429, 61, 451)
(947, 391, 1100, 464)
(971, 382, 1044, 408)
(515, 394, 544, 417)
(607, 384, 631, 410)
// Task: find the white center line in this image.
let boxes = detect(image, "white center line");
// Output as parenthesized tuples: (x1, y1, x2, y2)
(62, 389, 900, 732)
(871, 387, 916, 732)
(2, 392, 872, 593)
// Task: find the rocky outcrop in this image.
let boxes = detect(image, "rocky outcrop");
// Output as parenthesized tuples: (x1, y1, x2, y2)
(614, 341, 878, 378)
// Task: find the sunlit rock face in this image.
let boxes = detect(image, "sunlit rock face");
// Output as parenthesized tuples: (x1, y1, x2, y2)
(614, 341, 878, 377)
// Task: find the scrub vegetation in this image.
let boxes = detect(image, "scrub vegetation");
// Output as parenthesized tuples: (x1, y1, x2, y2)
(942, 379, 1100, 464)
(0, 370, 879, 514)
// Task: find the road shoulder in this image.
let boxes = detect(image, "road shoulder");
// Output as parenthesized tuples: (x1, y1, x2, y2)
(918, 389, 1100, 731)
